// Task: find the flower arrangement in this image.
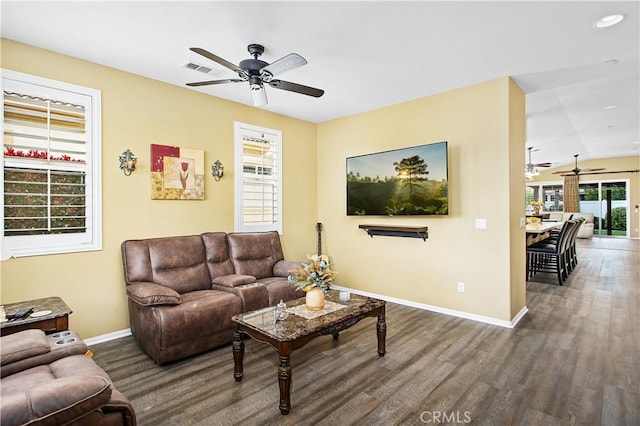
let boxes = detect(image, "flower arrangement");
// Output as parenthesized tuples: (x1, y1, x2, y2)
(4, 147, 84, 163)
(288, 254, 336, 292)
(530, 200, 545, 208)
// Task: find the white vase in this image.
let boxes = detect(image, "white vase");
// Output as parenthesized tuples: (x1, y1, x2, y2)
(305, 287, 325, 311)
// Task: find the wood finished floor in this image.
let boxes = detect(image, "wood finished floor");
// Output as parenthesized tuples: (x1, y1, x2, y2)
(92, 238, 639, 425)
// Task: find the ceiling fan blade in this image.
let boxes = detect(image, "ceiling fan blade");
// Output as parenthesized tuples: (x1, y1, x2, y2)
(190, 47, 247, 77)
(534, 162, 552, 167)
(580, 168, 606, 172)
(268, 80, 324, 97)
(552, 169, 576, 174)
(261, 53, 307, 78)
(186, 79, 244, 87)
(579, 169, 639, 176)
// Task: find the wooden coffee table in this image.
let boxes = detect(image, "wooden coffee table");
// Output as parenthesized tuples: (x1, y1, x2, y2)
(231, 290, 386, 415)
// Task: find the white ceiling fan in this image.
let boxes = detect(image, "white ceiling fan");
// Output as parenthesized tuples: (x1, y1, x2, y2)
(525, 147, 552, 180)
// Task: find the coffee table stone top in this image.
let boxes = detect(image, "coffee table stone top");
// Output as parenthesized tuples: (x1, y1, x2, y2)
(232, 290, 385, 342)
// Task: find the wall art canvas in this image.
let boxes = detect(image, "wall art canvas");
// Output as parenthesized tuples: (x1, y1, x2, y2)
(150, 144, 204, 200)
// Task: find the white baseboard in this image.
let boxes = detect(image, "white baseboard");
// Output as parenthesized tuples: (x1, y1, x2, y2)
(333, 285, 528, 328)
(84, 328, 132, 346)
(83, 288, 529, 345)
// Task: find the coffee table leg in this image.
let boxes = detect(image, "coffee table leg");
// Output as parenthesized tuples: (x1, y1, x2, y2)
(233, 330, 244, 382)
(377, 312, 386, 357)
(278, 354, 292, 415)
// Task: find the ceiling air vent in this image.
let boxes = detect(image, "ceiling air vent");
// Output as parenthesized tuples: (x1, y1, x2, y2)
(184, 62, 226, 77)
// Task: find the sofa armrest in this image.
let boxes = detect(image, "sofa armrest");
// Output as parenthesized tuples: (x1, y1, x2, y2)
(0, 329, 50, 366)
(211, 274, 257, 288)
(102, 388, 138, 426)
(127, 282, 181, 306)
(273, 260, 302, 277)
(1, 376, 112, 426)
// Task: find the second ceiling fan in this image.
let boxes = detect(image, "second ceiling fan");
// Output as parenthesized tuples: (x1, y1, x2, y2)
(186, 44, 324, 106)
(552, 154, 605, 176)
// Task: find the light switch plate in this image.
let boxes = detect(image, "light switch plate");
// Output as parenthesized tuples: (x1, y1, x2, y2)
(475, 218, 487, 229)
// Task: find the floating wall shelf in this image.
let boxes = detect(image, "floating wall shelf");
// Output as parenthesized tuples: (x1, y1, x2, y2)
(358, 224, 428, 241)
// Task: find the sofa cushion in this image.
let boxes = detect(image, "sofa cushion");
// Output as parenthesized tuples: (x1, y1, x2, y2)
(0, 330, 49, 367)
(257, 277, 304, 306)
(273, 259, 302, 277)
(148, 235, 211, 293)
(202, 232, 236, 279)
(546, 212, 564, 222)
(565, 212, 594, 223)
(212, 274, 257, 288)
(1, 376, 112, 426)
(127, 282, 181, 306)
(227, 232, 285, 279)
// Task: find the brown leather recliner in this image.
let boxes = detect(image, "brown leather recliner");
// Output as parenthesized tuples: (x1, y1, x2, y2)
(121, 231, 303, 364)
(1, 329, 136, 426)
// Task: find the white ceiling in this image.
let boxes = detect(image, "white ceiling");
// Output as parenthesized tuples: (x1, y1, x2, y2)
(1, 1, 638, 169)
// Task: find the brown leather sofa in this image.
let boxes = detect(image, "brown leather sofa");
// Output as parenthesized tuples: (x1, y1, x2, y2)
(121, 231, 303, 364)
(1, 329, 136, 426)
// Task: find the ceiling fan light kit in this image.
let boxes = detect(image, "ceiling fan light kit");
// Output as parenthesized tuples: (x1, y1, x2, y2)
(525, 147, 552, 180)
(249, 75, 268, 106)
(187, 43, 324, 106)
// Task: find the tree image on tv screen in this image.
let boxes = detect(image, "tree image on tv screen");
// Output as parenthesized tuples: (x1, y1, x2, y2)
(347, 153, 448, 216)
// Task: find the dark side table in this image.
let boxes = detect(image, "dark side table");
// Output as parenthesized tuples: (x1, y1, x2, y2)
(1, 297, 72, 336)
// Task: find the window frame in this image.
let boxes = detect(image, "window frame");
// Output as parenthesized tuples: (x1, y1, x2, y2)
(1, 69, 102, 258)
(234, 121, 282, 234)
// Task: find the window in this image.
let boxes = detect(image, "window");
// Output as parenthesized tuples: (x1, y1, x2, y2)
(234, 122, 282, 233)
(526, 184, 563, 212)
(2, 70, 102, 258)
(580, 180, 629, 237)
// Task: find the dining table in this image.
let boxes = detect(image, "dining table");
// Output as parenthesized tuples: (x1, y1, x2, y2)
(525, 221, 562, 246)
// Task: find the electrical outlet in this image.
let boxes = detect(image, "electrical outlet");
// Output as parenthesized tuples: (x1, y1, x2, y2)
(457, 282, 464, 293)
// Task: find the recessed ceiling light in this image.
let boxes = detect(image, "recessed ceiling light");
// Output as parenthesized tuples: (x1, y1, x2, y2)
(604, 59, 619, 65)
(602, 105, 616, 109)
(593, 13, 626, 29)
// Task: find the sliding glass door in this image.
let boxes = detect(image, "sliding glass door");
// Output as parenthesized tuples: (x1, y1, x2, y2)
(527, 179, 629, 237)
(598, 181, 627, 236)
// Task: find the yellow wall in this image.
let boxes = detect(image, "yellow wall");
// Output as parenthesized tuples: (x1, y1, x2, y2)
(532, 155, 640, 238)
(508, 78, 527, 318)
(1, 39, 529, 338)
(0, 39, 318, 338)
(317, 77, 526, 322)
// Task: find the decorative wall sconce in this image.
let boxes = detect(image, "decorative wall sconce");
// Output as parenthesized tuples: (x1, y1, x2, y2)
(211, 159, 224, 181)
(119, 149, 137, 176)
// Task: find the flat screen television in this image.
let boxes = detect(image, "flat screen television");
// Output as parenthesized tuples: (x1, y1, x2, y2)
(346, 141, 448, 216)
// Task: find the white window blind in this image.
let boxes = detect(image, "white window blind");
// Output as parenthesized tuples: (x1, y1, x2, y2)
(234, 122, 282, 233)
(2, 70, 102, 258)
